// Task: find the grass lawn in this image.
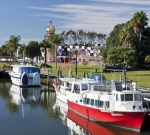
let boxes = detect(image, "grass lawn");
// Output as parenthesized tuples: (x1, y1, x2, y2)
(1, 62, 150, 87)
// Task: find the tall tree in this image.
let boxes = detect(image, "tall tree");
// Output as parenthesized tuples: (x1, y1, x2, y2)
(25, 41, 41, 64)
(48, 34, 64, 68)
(130, 11, 148, 40)
(39, 39, 51, 63)
(119, 23, 136, 47)
(86, 31, 97, 45)
(106, 46, 136, 67)
(5, 35, 21, 62)
(60, 31, 69, 44)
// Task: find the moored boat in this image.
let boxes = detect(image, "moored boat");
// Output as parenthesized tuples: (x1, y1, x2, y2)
(67, 109, 140, 135)
(67, 77, 150, 131)
(53, 73, 106, 103)
(9, 64, 40, 87)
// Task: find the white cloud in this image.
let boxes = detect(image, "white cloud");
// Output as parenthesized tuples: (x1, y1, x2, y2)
(27, 0, 150, 36)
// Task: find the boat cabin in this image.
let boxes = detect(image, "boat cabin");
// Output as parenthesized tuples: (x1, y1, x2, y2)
(12, 65, 40, 74)
(67, 80, 146, 111)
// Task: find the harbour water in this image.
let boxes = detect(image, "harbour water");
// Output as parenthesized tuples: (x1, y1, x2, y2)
(0, 79, 150, 135)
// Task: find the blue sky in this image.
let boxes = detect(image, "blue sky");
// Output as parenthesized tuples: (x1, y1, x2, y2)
(0, 0, 150, 46)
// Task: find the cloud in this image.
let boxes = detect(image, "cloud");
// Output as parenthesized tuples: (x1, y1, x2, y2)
(28, 0, 150, 36)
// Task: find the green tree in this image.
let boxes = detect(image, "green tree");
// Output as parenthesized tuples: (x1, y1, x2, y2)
(86, 31, 97, 45)
(39, 39, 51, 63)
(25, 41, 41, 64)
(18, 44, 25, 59)
(130, 11, 148, 41)
(119, 23, 136, 47)
(145, 55, 150, 67)
(106, 46, 136, 67)
(5, 35, 21, 62)
(0, 45, 8, 58)
(48, 34, 64, 68)
(106, 23, 125, 49)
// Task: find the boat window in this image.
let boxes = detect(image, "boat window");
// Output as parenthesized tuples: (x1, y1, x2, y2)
(29, 68, 33, 73)
(125, 94, 133, 101)
(95, 100, 99, 107)
(19, 67, 39, 73)
(90, 99, 94, 106)
(83, 97, 86, 104)
(99, 100, 104, 108)
(121, 94, 125, 101)
(81, 84, 88, 91)
(134, 94, 141, 101)
(115, 82, 122, 91)
(74, 84, 80, 94)
(86, 98, 90, 104)
(116, 94, 118, 101)
(105, 101, 109, 108)
(67, 82, 72, 91)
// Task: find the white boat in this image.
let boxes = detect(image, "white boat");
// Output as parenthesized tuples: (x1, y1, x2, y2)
(66, 77, 150, 131)
(9, 64, 40, 87)
(53, 73, 106, 104)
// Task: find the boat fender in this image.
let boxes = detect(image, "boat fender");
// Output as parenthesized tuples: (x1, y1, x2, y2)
(53, 79, 59, 85)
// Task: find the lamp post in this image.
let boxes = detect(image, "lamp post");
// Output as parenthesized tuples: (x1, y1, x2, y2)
(75, 50, 78, 75)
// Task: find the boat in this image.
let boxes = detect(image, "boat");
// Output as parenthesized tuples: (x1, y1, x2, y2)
(53, 73, 106, 104)
(67, 109, 140, 135)
(53, 96, 141, 135)
(9, 64, 40, 87)
(67, 72, 150, 131)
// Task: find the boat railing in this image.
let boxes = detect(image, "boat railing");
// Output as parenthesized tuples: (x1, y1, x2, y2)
(90, 84, 112, 93)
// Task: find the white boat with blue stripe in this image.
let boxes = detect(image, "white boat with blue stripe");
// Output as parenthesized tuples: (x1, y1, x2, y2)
(9, 64, 40, 87)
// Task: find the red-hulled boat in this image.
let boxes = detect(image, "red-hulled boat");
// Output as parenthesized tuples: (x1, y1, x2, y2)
(67, 76, 150, 131)
(67, 109, 140, 135)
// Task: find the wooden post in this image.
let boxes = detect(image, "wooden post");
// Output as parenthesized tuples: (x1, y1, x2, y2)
(47, 70, 50, 86)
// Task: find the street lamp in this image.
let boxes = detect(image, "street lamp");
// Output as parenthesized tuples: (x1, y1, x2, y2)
(75, 50, 78, 75)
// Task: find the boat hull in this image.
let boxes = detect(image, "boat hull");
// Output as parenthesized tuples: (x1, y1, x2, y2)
(10, 73, 40, 87)
(67, 100, 150, 130)
(67, 109, 140, 135)
(55, 89, 67, 104)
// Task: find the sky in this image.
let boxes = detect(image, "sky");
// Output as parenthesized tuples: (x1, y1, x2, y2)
(0, 0, 150, 46)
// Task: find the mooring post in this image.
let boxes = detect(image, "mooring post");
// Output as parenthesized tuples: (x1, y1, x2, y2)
(47, 70, 50, 86)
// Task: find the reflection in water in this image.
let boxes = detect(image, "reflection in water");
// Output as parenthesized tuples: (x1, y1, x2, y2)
(53, 98, 150, 135)
(8, 85, 40, 117)
(9, 85, 40, 105)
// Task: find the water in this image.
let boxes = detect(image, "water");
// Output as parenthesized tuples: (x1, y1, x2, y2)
(0, 79, 150, 135)
(0, 79, 68, 135)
